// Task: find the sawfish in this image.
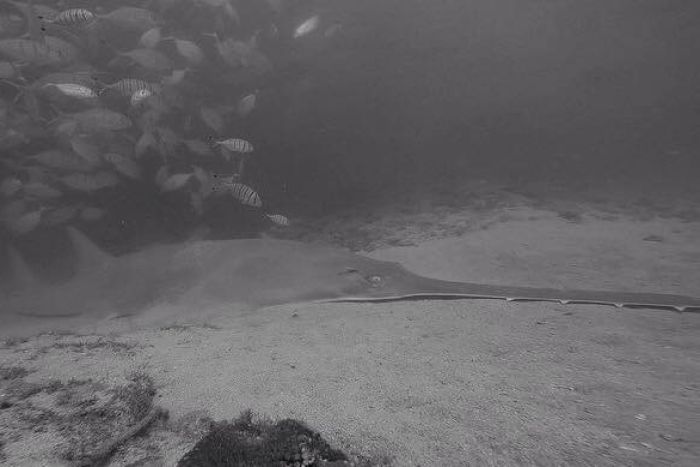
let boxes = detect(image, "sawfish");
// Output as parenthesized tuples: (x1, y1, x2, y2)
(1, 227, 699, 324)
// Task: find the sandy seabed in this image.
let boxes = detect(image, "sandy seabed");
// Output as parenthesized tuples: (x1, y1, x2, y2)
(1, 182, 699, 466)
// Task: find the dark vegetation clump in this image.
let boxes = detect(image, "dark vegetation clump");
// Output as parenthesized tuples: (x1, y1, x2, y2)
(47, 338, 137, 355)
(0, 365, 30, 381)
(0, 367, 165, 466)
(108, 370, 157, 420)
(177, 409, 349, 467)
(0, 365, 390, 466)
(63, 371, 164, 465)
(0, 337, 29, 349)
(557, 210, 583, 223)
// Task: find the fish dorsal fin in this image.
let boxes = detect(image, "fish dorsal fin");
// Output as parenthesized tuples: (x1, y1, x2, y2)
(65, 226, 113, 271)
(7, 245, 38, 289)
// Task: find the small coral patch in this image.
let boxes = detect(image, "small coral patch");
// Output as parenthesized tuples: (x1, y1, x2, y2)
(177, 409, 349, 467)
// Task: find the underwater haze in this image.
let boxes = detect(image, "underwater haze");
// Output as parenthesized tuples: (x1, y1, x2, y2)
(2, 2, 700, 465)
(1, 0, 699, 248)
(283, 0, 700, 211)
(1, 0, 700, 308)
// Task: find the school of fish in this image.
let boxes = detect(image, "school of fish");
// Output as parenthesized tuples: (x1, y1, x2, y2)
(0, 0, 340, 237)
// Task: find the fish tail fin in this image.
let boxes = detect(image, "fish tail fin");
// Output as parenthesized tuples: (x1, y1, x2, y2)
(107, 55, 126, 69)
(14, 85, 41, 120)
(65, 226, 113, 272)
(95, 81, 109, 96)
(6, 244, 39, 291)
(1, 79, 23, 95)
(46, 102, 67, 123)
(25, 0, 46, 44)
(0, 78, 27, 109)
(201, 32, 219, 42)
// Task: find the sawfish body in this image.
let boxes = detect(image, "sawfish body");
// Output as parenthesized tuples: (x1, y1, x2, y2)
(2, 228, 699, 322)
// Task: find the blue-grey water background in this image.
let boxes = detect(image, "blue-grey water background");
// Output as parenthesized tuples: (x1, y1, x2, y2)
(1, 0, 699, 273)
(2, 3, 700, 465)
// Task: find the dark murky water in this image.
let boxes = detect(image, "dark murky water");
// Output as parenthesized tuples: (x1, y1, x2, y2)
(1, 4, 699, 466)
(1, 0, 699, 277)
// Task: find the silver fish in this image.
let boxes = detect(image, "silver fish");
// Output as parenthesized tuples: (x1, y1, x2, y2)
(197, 0, 240, 24)
(65, 108, 132, 132)
(184, 139, 214, 157)
(9, 0, 46, 43)
(168, 38, 205, 66)
(206, 173, 236, 197)
(190, 191, 204, 215)
(69, 136, 102, 165)
(99, 7, 157, 33)
(44, 8, 96, 28)
(41, 82, 97, 99)
(215, 138, 253, 153)
(266, 214, 289, 226)
(293, 15, 320, 39)
(139, 27, 162, 49)
(60, 171, 119, 192)
(80, 206, 105, 221)
(205, 33, 252, 68)
(130, 88, 153, 106)
(44, 205, 79, 226)
(162, 68, 187, 86)
(156, 127, 180, 154)
(200, 106, 225, 133)
(0, 199, 26, 223)
(154, 165, 169, 186)
(0, 60, 17, 79)
(229, 182, 262, 207)
(29, 149, 92, 171)
(22, 181, 62, 199)
(100, 78, 160, 97)
(103, 152, 141, 180)
(324, 22, 343, 38)
(34, 71, 99, 89)
(160, 172, 193, 192)
(29, 3, 59, 23)
(0, 36, 78, 66)
(192, 166, 208, 185)
(0, 177, 22, 196)
(0, 11, 25, 38)
(237, 92, 256, 117)
(207, 174, 262, 207)
(117, 48, 173, 72)
(5, 207, 45, 235)
(135, 131, 158, 157)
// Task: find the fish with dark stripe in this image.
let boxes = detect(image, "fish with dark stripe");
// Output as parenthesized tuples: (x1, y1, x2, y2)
(208, 174, 262, 207)
(99, 78, 160, 96)
(43, 8, 96, 28)
(215, 138, 253, 153)
(229, 182, 262, 207)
